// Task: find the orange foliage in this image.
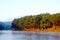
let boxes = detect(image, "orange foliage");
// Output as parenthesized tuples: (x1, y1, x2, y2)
(23, 26, 60, 32)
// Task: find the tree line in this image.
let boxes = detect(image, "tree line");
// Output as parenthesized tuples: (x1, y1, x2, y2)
(12, 13, 60, 30)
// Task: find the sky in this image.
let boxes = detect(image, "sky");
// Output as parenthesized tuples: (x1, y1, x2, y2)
(0, 0, 60, 22)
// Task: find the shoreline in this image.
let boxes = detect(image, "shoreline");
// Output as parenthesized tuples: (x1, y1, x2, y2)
(0, 30, 60, 36)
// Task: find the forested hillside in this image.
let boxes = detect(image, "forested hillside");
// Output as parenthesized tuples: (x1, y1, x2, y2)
(12, 13, 60, 32)
(0, 22, 14, 30)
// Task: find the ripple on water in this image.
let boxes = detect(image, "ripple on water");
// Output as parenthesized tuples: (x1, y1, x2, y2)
(0, 31, 60, 40)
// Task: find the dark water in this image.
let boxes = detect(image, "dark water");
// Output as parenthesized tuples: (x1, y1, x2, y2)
(0, 31, 60, 40)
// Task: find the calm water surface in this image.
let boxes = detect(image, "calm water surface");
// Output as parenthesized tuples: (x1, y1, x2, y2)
(0, 31, 60, 40)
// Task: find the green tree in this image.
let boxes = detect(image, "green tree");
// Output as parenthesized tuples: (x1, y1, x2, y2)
(51, 13, 60, 26)
(39, 13, 52, 29)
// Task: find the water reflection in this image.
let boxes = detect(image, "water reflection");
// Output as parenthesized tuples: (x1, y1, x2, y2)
(0, 31, 60, 40)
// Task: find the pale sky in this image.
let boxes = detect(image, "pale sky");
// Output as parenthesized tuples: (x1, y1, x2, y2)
(0, 0, 60, 22)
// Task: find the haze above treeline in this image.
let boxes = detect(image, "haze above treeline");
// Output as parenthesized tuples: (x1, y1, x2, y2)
(0, 13, 59, 22)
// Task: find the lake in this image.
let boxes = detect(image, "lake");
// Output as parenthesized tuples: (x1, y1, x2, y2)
(0, 31, 60, 40)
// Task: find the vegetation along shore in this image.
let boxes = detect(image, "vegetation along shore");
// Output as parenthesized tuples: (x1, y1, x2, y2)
(12, 13, 60, 32)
